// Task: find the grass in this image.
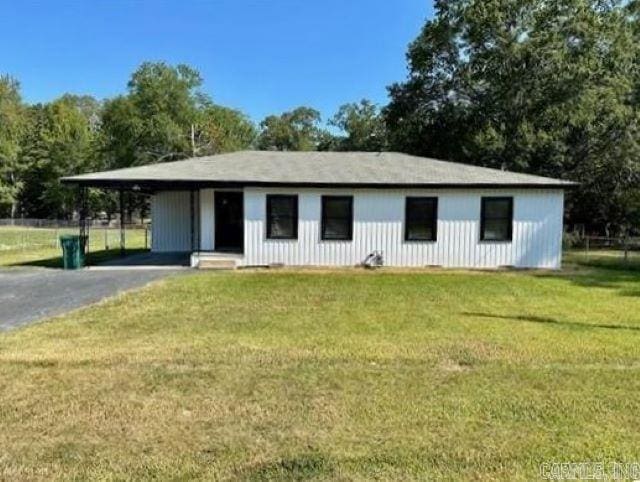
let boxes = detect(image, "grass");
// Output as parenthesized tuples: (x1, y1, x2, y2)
(565, 249, 640, 272)
(0, 226, 148, 267)
(0, 255, 639, 480)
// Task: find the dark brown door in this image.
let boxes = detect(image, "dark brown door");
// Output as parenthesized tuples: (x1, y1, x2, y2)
(215, 192, 244, 252)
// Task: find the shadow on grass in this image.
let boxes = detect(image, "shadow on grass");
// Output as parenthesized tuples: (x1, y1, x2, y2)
(538, 271, 640, 291)
(567, 253, 640, 272)
(530, 252, 640, 295)
(464, 312, 640, 332)
(11, 248, 149, 269)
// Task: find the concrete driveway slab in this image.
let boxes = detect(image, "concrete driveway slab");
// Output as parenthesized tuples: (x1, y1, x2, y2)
(0, 268, 185, 331)
(94, 251, 191, 268)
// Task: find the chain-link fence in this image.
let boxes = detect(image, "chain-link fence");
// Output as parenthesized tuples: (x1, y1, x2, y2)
(564, 233, 640, 263)
(0, 219, 151, 252)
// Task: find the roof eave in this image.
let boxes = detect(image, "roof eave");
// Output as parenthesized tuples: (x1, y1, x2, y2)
(60, 177, 577, 190)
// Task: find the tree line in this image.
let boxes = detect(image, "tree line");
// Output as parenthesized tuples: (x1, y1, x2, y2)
(1, 0, 639, 235)
(0, 62, 385, 222)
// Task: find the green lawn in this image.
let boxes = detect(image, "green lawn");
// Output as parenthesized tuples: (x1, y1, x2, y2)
(0, 257, 639, 480)
(0, 226, 149, 267)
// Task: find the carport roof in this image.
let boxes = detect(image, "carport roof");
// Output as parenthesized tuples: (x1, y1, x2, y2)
(61, 150, 575, 189)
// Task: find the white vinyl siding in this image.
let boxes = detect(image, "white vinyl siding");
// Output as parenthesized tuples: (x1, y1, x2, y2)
(199, 188, 215, 250)
(151, 187, 564, 268)
(243, 188, 563, 268)
(151, 191, 191, 252)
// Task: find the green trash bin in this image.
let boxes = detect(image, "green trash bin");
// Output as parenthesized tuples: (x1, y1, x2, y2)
(60, 234, 85, 270)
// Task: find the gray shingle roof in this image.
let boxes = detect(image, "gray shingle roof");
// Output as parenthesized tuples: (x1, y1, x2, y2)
(62, 151, 574, 188)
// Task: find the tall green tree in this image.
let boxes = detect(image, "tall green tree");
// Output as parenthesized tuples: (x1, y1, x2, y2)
(194, 104, 257, 155)
(258, 107, 324, 151)
(60, 94, 102, 131)
(100, 62, 205, 169)
(99, 95, 140, 169)
(385, 0, 640, 234)
(19, 97, 94, 218)
(329, 99, 387, 151)
(0, 75, 26, 218)
(101, 62, 256, 169)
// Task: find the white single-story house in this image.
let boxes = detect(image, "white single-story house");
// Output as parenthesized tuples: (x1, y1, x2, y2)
(63, 151, 574, 269)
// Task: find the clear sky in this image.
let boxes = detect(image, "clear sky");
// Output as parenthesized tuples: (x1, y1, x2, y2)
(0, 0, 433, 124)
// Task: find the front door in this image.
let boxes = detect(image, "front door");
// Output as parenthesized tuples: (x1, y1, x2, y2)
(215, 191, 243, 252)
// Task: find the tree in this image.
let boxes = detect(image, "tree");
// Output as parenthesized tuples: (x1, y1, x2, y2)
(329, 99, 387, 151)
(385, 0, 640, 234)
(101, 62, 257, 168)
(193, 104, 257, 155)
(60, 94, 102, 131)
(99, 95, 143, 169)
(18, 97, 94, 218)
(0, 75, 26, 218)
(129, 62, 205, 162)
(100, 62, 205, 169)
(316, 130, 341, 151)
(258, 107, 323, 151)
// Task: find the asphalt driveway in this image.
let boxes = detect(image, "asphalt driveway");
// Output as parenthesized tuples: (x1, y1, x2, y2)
(0, 268, 185, 331)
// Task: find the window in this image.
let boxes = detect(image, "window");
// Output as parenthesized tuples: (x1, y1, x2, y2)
(480, 197, 513, 241)
(266, 194, 298, 240)
(321, 196, 353, 241)
(405, 197, 438, 241)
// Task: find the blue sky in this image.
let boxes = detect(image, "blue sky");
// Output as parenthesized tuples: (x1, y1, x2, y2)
(0, 0, 433, 124)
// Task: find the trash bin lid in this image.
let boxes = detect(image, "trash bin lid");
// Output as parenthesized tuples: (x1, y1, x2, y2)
(59, 234, 81, 241)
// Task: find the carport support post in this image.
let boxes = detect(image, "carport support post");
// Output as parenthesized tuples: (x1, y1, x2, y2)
(78, 186, 88, 256)
(119, 188, 125, 256)
(190, 189, 195, 252)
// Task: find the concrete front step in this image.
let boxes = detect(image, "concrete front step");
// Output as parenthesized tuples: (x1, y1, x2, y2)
(190, 252, 243, 270)
(198, 259, 238, 270)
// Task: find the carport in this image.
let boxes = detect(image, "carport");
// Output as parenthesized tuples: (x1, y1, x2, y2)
(94, 251, 191, 269)
(61, 177, 205, 267)
(62, 163, 248, 269)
